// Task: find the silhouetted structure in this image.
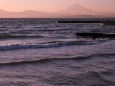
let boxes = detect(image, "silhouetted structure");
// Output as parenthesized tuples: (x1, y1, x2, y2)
(76, 32, 115, 39)
(57, 18, 115, 25)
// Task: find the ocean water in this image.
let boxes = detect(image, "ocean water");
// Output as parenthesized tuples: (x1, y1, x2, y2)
(0, 18, 115, 86)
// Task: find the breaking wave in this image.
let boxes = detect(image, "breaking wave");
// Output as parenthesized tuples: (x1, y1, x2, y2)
(0, 40, 107, 51)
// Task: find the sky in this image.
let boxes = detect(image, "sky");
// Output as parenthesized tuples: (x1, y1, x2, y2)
(0, 0, 115, 12)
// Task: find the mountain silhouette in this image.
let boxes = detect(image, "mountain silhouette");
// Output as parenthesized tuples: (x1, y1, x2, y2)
(0, 4, 114, 18)
(0, 10, 58, 18)
(59, 4, 98, 15)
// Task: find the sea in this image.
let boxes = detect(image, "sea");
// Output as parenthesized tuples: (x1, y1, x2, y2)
(0, 18, 115, 86)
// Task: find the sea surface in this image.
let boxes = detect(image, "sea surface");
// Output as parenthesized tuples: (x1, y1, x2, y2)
(0, 18, 115, 86)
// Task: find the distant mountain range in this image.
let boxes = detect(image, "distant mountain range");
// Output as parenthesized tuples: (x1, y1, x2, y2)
(0, 4, 115, 18)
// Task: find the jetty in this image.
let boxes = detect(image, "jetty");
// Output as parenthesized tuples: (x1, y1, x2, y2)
(76, 32, 115, 39)
(57, 18, 115, 39)
(56, 18, 115, 25)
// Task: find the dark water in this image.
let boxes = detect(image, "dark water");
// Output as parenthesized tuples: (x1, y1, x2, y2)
(0, 18, 115, 86)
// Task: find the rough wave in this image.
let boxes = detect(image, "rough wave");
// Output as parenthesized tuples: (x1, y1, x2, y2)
(0, 40, 107, 51)
(0, 54, 100, 66)
(0, 53, 114, 66)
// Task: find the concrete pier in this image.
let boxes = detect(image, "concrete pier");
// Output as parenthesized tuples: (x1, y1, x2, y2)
(56, 18, 115, 25)
(76, 32, 115, 39)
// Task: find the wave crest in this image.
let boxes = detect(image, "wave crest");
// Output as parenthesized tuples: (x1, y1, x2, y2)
(0, 40, 106, 51)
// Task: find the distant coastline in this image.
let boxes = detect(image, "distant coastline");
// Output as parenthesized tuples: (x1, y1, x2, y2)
(0, 4, 115, 18)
